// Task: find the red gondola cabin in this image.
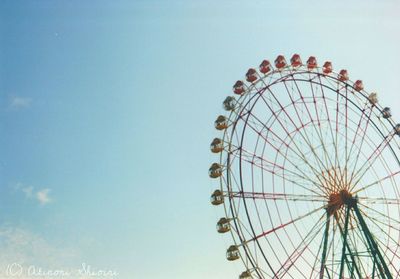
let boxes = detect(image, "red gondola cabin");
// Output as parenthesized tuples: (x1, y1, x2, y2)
(245, 68, 258, 83)
(233, 80, 245, 95)
(339, 70, 349, 81)
(307, 56, 317, 69)
(354, 80, 364, 91)
(259, 60, 271, 74)
(290, 54, 302, 67)
(274, 55, 287, 69)
(323, 61, 332, 74)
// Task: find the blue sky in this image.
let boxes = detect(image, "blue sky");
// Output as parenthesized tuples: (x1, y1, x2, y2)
(1, 1, 400, 278)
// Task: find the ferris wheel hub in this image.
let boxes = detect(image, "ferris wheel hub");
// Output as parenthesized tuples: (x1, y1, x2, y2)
(327, 189, 355, 215)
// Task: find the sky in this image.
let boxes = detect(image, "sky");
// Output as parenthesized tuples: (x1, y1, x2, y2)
(1, 1, 400, 279)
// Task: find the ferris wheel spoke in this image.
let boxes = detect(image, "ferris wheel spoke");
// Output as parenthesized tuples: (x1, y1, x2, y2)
(256, 92, 331, 195)
(256, 73, 290, 113)
(237, 135, 304, 175)
(287, 76, 348, 184)
(357, 211, 400, 242)
(249, 205, 325, 242)
(293, 76, 338, 182)
(229, 191, 325, 202)
(345, 106, 374, 185)
(315, 75, 349, 201)
(249, 136, 321, 185)
(316, 76, 339, 158)
(243, 101, 310, 163)
(242, 159, 323, 197)
(243, 114, 312, 173)
(350, 132, 396, 187)
(262, 86, 323, 168)
(328, 81, 356, 189)
(307, 80, 337, 180)
(357, 202, 400, 226)
(228, 135, 324, 194)
(333, 86, 343, 183)
(321, 98, 347, 191)
(223, 162, 247, 198)
(343, 86, 350, 188)
(274, 213, 326, 278)
(247, 203, 290, 278)
(357, 195, 400, 205)
(334, 85, 351, 189)
(351, 168, 400, 196)
(278, 79, 330, 177)
(344, 104, 373, 182)
(241, 111, 328, 195)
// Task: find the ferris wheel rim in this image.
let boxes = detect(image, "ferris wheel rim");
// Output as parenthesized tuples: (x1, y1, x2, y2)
(227, 73, 398, 276)
(211, 55, 400, 278)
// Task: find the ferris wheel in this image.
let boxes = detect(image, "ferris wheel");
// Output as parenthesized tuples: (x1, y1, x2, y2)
(209, 54, 400, 279)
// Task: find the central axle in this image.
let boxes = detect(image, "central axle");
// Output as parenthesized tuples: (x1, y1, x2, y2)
(327, 189, 355, 215)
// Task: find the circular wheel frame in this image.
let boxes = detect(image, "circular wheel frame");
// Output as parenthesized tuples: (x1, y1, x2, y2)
(210, 55, 400, 278)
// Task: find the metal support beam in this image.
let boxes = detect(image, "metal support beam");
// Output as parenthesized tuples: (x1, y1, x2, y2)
(334, 212, 362, 278)
(353, 202, 393, 279)
(339, 206, 351, 279)
(319, 211, 330, 279)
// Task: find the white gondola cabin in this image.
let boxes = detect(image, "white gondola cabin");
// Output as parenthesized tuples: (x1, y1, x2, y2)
(395, 124, 400, 136)
(217, 217, 231, 233)
(368, 93, 378, 105)
(239, 271, 252, 279)
(210, 138, 223, 153)
(226, 245, 240, 261)
(215, 115, 228, 130)
(223, 96, 236, 111)
(210, 190, 224, 205)
(382, 107, 391, 119)
(209, 163, 222, 178)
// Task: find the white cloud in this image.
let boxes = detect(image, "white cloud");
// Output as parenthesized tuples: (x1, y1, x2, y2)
(13, 183, 53, 206)
(0, 225, 117, 279)
(0, 226, 79, 279)
(9, 97, 32, 109)
(22, 186, 34, 198)
(36, 189, 52, 205)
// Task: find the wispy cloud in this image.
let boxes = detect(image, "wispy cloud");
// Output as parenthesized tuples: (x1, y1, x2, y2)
(9, 96, 32, 109)
(0, 225, 117, 279)
(21, 186, 33, 198)
(36, 189, 52, 205)
(14, 183, 53, 206)
(0, 225, 79, 278)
